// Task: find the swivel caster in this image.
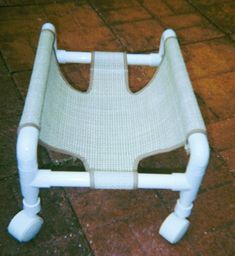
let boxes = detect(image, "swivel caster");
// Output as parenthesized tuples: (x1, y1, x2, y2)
(8, 210, 43, 242)
(159, 212, 190, 244)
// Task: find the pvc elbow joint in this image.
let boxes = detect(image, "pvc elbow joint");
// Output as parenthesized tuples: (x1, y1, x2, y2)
(17, 126, 39, 170)
(188, 133, 210, 172)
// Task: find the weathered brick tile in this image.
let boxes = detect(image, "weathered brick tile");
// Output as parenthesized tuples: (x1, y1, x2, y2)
(207, 117, 235, 151)
(87, 220, 145, 256)
(0, 177, 93, 255)
(1, 37, 35, 72)
(0, 7, 46, 51)
(201, 151, 233, 191)
(66, 189, 161, 232)
(72, 4, 105, 28)
(189, 227, 235, 256)
(0, 129, 18, 177)
(0, 0, 32, 7)
(177, 24, 224, 44)
(43, 2, 80, 17)
(228, 222, 235, 236)
(101, 6, 151, 25)
(183, 38, 235, 80)
(230, 33, 235, 42)
(35, 0, 66, 3)
(47, 15, 81, 34)
(45, 4, 104, 29)
(0, 20, 43, 42)
(195, 94, 218, 124)
(139, 0, 173, 17)
(165, 0, 194, 14)
(128, 65, 156, 92)
(0, 5, 46, 21)
(190, 184, 235, 235)
(0, 54, 8, 76)
(220, 147, 235, 172)
(59, 26, 121, 51)
(193, 71, 235, 120)
(189, 1, 235, 34)
(113, 19, 163, 52)
(35, 188, 88, 244)
(189, 0, 231, 7)
(17, 234, 94, 256)
(12, 71, 31, 98)
(0, 75, 22, 177)
(138, 147, 188, 173)
(161, 13, 205, 29)
(89, 0, 139, 10)
(61, 64, 90, 92)
(128, 208, 195, 256)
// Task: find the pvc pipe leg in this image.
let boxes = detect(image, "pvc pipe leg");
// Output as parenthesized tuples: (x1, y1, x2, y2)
(8, 180, 43, 242)
(159, 133, 209, 244)
(8, 126, 43, 242)
(159, 173, 203, 244)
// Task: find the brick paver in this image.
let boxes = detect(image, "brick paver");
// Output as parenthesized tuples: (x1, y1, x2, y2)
(0, 0, 234, 255)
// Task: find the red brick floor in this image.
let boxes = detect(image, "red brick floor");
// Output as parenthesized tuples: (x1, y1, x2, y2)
(0, 0, 234, 255)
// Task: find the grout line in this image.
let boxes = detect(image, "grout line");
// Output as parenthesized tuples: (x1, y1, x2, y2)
(9, 74, 25, 102)
(200, 180, 233, 195)
(127, 219, 153, 255)
(107, 1, 225, 49)
(180, 35, 227, 46)
(194, 91, 220, 120)
(191, 67, 235, 81)
(0, 0, 85, 8)
(0, 50, 10, 73)
(186, 0, 235, 46)
(0, 51, 25, 101)
(84, 0, 142, 12)
(11, 69, 32, 75)
(87, 0, 127, 50)
(63, 188, 95, 255)
(161, 0, 179, 14)
(103, 17, 156, 27)
(155, 190, 173, 211)
(0, 173, 18, 182)
(136, 0, 165, 28)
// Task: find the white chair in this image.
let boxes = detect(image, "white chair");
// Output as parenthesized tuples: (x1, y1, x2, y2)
(8, 23, 210, 244)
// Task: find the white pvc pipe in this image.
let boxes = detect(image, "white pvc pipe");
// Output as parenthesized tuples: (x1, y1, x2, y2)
(17, 126, 40, 205)
(31, 170, 190, 191)
(138, 173, 190, 190)
(175, 133, 210, 213)
(56, 50, 162, 66)
(187, 133, 210, 173)
(31, 170, 90, 188)
(17, 126, 39, 171)
(55, 29, 177, 66)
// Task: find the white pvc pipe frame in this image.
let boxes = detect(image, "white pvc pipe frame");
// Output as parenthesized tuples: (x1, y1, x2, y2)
(17, 25, 210, 192)
(17, 126, 209, 191)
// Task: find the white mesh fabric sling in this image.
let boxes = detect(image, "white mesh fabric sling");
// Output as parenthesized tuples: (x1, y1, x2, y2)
(8, 23, 210, 244)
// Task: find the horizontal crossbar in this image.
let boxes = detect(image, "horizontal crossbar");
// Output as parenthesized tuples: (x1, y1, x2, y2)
(30, 170, 191, 191)
(56, 50, 162, 66)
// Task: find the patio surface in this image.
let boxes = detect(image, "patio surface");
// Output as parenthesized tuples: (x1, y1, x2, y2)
(0, 0, 234, 255)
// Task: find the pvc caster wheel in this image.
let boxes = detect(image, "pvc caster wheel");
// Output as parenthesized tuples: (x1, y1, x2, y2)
(8, 210, 43, 242)
(159, 213, 190, 244)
